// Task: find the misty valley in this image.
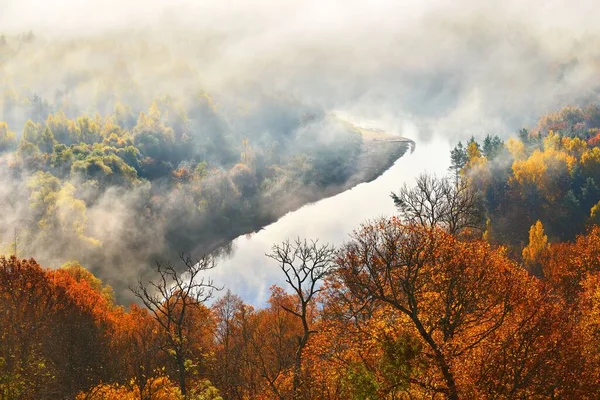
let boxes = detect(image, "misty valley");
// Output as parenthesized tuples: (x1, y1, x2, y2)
(3, 1, 600, 399)
(0, 49, 410, 301)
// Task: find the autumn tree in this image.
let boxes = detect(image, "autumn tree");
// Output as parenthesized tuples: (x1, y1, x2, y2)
(0, 122, 16, 152)
(46, 268, 119, 397)
(471, 278, 583, 398)
(0, 256, 56, 398)
(304, 296, 424, 399)
(131, 254, 220, 397)
(61, 261, 116, 304)
(335, 218, 520, 399)
(542, 226, 600, 302)
(211, 290, 247, 399)
(522, 220, 549, 276)
(109, 304, 169, 400)
(267, 239, 336, 399)
(576, 273, 600, 394)
(0, 256, 121, 398)
(230, 287, 299, 399)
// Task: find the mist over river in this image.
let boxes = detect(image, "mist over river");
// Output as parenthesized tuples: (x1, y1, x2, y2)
(212, 133, 451, 306)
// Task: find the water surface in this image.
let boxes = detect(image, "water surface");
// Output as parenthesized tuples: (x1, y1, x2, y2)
(213, 136, 451, 306)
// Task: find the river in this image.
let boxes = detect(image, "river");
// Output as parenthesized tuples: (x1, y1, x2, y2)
(212, 135, 451, 306)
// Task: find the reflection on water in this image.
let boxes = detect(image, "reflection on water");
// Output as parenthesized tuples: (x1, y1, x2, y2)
(213, 137, 451, 306)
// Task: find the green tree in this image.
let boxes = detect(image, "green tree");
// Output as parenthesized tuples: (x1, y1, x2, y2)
(0, 122, 16, 152)
(449, 141, 468, 182)
(482, 134, 504, 160)
(39, 126, 56, 153)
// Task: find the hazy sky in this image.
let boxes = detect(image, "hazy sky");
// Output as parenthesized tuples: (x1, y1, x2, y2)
(1, 0, 597, 35)
(3, 0, 600, 143)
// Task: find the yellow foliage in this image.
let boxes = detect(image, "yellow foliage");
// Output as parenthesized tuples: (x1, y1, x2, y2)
(561, 136, 587, 158)
(543, 130, 560, 151)
(506, 137, 526, 160)
(0, 121, 16, 151)
(522, 220, 548, 266)
(512, 147, 576, 200)
(46, 111, 81, 143)
(101, 116, 124, 138)
(580, 147, 600, 178)
(466, 141, 482, 160)
(590, 201, 600, 225)
(76, 384, 135, 400)
(61, 261, 115, 304)
(77, 376, 183, 400)
(27, 172, 101, 247)
(482, 218, 494, 244)
(56, 183, 101, 247)
(464, 141, 489, 186)
(512, 150, 547, 186)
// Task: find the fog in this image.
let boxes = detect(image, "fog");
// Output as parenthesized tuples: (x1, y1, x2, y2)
(1, 0, 599, 304)
(3, 0, 599, 139)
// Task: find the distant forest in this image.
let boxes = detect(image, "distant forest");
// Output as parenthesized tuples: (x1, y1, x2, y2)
(450, 103, 600, 248)
(2, 102, 600, 399)
(0, 33, 379, 300)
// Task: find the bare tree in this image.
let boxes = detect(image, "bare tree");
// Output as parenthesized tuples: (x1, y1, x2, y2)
(391, 173, 484, 235)
(131, 254, 220, 397)
(267, 238, 336, 399)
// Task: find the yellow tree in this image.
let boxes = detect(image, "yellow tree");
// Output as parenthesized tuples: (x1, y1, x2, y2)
(0, 121, 16, 152)
(561, 136, 587, 159)
(580, 147, 600, 178)
(464, 140, 490, 189)
(26, 172, 100, 247)
(590, 200, 600, 225)
(506, 137, 526, 160)
(522, 220, 548, 275)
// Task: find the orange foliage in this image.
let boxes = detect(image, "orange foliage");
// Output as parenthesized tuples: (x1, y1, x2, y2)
(3, 213, 600, 398)
(587, 128, 600, 146)
(542, 226, 600, 302)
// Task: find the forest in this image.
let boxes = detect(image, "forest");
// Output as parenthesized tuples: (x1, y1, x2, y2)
(4, 0, 600, 397)
(2, 103, 600, 399)
(0, 32, 414, 302)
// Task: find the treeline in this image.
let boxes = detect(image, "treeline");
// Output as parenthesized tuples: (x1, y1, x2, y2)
(450, 104, 600, 248)
(3, 222, 600, 398)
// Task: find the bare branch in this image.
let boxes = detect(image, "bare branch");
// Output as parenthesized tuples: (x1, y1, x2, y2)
(130, 253, 221, 396)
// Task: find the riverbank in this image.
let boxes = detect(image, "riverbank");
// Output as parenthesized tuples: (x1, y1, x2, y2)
(196, 125, 414, 255)
(210, 136, 450, 306)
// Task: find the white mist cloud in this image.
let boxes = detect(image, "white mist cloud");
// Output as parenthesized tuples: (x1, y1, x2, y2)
(3, 0, 599, 142)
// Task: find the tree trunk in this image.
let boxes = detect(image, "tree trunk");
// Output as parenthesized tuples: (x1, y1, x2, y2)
(293, 313, 310, 399)
(412, 314, 458, 400)
(177, 356, 187, 397)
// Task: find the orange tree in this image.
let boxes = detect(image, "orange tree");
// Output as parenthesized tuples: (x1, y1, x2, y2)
(333, 217, 523, 399)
